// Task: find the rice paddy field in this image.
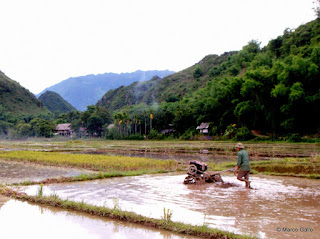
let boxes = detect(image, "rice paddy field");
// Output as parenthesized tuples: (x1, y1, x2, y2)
(0, 139, 319, 239)
(0, 139, 319, 160)
(0, 139, 319, 178)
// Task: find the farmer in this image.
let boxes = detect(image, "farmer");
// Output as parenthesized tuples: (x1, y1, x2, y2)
(234, 142, 252, 188)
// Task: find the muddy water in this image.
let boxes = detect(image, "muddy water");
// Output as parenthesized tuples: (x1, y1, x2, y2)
(0, 195, 196, 239)
(0, 159, 95, 184)
(19, 173, 320, 239)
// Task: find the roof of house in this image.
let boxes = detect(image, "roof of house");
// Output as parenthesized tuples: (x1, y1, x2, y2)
(56, 123, 72, 131)
(196, 122, 210, 130)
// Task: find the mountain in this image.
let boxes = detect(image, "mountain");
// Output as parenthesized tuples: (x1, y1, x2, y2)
(0, 71, 49, 115)
(96, 52, 236, 111)
(38, 91, 76, 113)
(96, 19, 320, 135)
(97, 19, 320, 116)
(37, 70, 174, 111)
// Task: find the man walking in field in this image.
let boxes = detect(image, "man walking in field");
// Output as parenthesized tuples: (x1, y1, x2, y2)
(234, 142, 252, 188)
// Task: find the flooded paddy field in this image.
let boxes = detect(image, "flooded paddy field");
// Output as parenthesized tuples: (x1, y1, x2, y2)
(17, 173, 320, 239)
(0, 159, 95, 184)
(0, 195, 196, 239)
(1, 139, 319, 238)
(1, 139, 319, 162)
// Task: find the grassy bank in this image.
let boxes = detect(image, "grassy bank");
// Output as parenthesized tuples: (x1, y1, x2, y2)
(0, 150, 180, 173)
(0, 187, 254, 239)
(208, 156, 320, 179)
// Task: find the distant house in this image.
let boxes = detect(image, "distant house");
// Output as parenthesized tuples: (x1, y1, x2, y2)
(55, 123, 73, 137)
(196, 122, 210, 134)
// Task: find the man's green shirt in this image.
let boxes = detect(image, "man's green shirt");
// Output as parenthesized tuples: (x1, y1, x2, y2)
(237, 149, 251, 171)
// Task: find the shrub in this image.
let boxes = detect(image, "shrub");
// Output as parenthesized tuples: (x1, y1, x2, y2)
(128, 134, 145, 140)
(233, 127, 254, 141)
(286, 133, 302, 142)
(179, 128, 195, 140)
(148, 129, 159, 139)
(193, 66, 204, 79)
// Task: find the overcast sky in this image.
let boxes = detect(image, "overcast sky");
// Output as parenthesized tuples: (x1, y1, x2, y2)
(0, 0, 316, 94)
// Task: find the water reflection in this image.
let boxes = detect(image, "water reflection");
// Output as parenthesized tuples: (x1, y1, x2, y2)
(0, 159, 94, 184)
(19, 173, 320, 239)
(0, 195, 196, 239)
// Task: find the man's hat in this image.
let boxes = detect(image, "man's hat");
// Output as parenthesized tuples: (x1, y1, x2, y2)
(235, 142, 244, 149)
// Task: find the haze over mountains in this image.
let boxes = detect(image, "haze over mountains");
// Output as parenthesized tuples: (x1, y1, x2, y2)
(37, 70, 174, 111)
(96, 53, 234, 111)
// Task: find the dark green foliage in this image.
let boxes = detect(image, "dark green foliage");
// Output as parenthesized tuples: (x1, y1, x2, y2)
(39, 91, 76, 114)
(30, 118, 55, 138)
(128, 134, 145, 140)
(193, 66, 204, 79)
(286, 133, 302, 142)
(233, 127, 254, 141)
(81, 106, 112, 137)
(0, 72, 49, 115)
(147, 129, 162, 139)
(0, 72, 54, 138)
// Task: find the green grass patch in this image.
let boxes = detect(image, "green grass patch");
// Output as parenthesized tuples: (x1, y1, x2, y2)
(207, 161, 237, 171)
(0, 150, 179, 173)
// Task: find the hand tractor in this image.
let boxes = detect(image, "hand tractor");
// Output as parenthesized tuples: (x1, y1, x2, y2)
(183, 160, 224, 185)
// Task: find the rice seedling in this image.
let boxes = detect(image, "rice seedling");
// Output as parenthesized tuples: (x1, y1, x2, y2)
(113, 197, 120, 210)
(0, 151, 179, 173)
(49, 192, 59, 200)
(37, 184, 44, 197)
(162, 207, 173, 224)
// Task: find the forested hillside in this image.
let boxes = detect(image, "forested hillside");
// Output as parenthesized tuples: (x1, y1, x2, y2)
(0, 71, 53, 137)
(101, 19, 320, 138)
(0, 71, 48, 115)
(38, 70, 174, 111)
(38, 91, 76, 114)
(97, 53, 236, 111)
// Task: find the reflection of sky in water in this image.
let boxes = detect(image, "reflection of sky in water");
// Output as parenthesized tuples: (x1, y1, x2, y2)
(0, 196, 196, 239)
(0, 159, 94, 184)
(19, 173, 320, 239)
